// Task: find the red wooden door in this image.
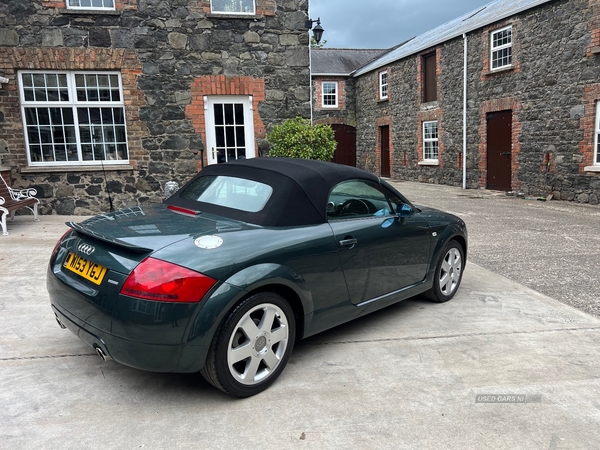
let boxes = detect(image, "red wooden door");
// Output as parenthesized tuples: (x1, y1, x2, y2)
(486, 111, 512, 191)
(332, 124, 356, 167)
(380, 125, 390, 177)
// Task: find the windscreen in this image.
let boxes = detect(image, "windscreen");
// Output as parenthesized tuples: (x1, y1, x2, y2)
(178, 175, 273, 213)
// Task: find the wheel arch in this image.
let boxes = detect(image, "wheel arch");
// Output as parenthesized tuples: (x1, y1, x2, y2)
(188, 263, 312, 345)
(245, 283, 306, 340)
(428, 226, 467, 277)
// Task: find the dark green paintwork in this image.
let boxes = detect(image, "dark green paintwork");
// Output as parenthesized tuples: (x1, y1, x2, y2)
(48, 192, 466, 374)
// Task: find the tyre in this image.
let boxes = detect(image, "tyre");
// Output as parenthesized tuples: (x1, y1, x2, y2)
(201, 292, 295, 397)
(423, 240, 464, 303)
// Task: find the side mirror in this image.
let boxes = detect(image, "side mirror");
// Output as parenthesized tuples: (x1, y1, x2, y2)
(397, 203, 413, 219)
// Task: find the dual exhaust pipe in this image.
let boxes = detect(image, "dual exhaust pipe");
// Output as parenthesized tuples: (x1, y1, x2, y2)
(54, 313, 110, 362)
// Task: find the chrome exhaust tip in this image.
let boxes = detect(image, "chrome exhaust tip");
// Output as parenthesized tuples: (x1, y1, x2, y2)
(95, 346, 108, 362)
(55, 315, 67, 329)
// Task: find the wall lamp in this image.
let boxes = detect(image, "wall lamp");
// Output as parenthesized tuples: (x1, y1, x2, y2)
(305, 17, 324, 44)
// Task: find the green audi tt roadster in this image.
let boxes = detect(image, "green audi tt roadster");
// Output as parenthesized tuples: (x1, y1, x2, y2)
(48, 157, 467, 397)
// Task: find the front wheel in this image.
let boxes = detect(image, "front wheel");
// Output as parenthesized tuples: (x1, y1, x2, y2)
(201, 292, 295, 397)
(424, 240, 464, 303)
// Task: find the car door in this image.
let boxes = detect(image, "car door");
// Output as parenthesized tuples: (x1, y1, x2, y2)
(327, 180, 431, 305)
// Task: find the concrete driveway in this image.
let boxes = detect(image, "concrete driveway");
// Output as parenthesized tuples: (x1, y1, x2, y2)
(1, 208, 599, 449)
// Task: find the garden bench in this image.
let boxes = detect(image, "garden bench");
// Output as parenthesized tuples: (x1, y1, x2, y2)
(0, 176, 40, 235)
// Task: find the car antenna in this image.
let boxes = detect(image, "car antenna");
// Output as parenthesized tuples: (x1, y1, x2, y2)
(100, 156, 114, 212)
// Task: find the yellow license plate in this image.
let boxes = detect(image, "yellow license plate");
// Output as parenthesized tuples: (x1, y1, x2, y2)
(63, 252, 108, 285)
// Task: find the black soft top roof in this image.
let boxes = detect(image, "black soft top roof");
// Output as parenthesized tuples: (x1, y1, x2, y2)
(167, 157, 380, 227)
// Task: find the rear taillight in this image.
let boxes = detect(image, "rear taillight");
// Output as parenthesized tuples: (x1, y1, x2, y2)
(120, 257, 217, 303)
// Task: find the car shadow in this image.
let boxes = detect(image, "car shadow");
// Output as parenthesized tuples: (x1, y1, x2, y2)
(99, 295, 436, 399)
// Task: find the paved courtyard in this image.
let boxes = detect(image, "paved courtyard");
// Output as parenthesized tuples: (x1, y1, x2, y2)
(1, 187, 599, 449)
(390, 181, 600, 318)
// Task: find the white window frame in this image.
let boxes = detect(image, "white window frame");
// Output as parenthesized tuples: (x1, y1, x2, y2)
(210, 0, 256, 15)
(322, 81, 338, 108)
(19, 70, 129, 167)
(66, 0, 116, 10)
(204, 95, 256, 166)
(422, 120, 439, 161)
(379, 71, 388, 100)
(594, 102, 600, 165)
(491, 26, 513, 71)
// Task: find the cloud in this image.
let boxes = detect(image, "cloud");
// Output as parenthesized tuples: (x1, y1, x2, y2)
(310, 0, 491, 49)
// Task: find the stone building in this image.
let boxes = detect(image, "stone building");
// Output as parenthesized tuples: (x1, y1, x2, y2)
(0, 0, 311, 214)
(313, 0, 600, 203)
(311, 47, 386, 166)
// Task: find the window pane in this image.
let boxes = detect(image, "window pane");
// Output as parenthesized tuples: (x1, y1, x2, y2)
(34, 88, 48, 102)
(38, 109, 50, 125)
(236, 127, 245, 147)
(226, 126, 235, 146)
(55, 145, 68, 162)
(211, 0, 255, 13)
(235, 104, 244, 124)
(216, 127, 225, 148)
(82, 144, 93, 160)
(117, 143, 128, 160)
(113, 108, 125, 124)
(29, 145, 42, 162)
(328, 180, 389, 219)
(214, 104, 224, 125)
(224, 104, 234, 124)
(180, 175, 273, 213)
(22, 74, 33, 87)
(24, 109, 38, 125)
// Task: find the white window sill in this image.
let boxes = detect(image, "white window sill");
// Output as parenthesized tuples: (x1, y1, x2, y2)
(418, 160, 439, 166)
(60, 8, 120, 15)
(21, 164, 134, 174)
(484, 65, 514, 76)
(207, 13, 260, 19)
(584, 165, 600, 173)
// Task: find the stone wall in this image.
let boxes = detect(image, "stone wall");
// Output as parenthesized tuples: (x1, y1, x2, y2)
(312, 75, 358, 127)
(0, 0, 310, 214)
(355, 0, 600, 204)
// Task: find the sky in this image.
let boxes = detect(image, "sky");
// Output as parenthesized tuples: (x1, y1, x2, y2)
(309, 0, 494, 49)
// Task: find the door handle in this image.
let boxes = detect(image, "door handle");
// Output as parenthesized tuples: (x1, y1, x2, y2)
(501, 152, 511, 156)
(339, 238, 358, 248)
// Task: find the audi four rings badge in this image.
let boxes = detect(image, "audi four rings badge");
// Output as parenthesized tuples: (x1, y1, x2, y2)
(78, 243, 95, 255)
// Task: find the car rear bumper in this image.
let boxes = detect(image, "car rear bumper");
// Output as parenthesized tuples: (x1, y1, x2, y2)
(47, 264, 209, 373)
(51, 302, 207, 373)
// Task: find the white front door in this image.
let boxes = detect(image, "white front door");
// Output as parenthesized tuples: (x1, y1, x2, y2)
(205, 95, 255, 165)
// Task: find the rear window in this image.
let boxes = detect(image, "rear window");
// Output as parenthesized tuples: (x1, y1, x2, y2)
(178, 175, 273, 213)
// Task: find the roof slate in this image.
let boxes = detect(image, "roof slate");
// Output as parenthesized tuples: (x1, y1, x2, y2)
(354, 0, 554, 76)
(312, 48, 388, 75)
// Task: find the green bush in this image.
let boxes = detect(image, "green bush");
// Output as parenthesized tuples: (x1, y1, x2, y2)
(267, 117, 337, 161)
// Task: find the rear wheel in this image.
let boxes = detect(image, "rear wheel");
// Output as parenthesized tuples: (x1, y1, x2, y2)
(424, 240, 464, 303)
(201, 292, 295, 397)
